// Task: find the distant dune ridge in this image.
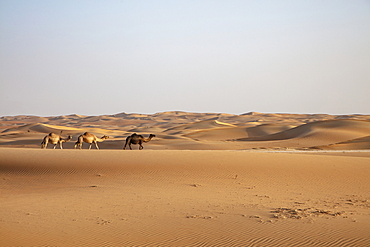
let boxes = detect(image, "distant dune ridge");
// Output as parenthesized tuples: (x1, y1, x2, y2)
(1, 112, 370, 246)
(1, 111, 370, 150)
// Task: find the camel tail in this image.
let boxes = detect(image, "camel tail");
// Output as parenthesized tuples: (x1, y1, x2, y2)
(74, 135, 83, 149)
(123, 136, 131, 150)
(123, 138, 128, 149)
(41, 135, 48, 149)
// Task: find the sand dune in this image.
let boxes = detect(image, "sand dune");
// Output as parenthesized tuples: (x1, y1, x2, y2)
(2, 123, 84, 135)
(164, 120, 236, 135)
(237, 120, 370, 149)
(185, 123, 296, 141)
(317, 135, 370, 150)
(2, 112, 369, 150)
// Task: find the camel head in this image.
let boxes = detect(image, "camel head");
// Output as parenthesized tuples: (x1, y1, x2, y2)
(60, 135, 72, 143)
(101, 135, 110, 140)
(144, 134, 155, 142)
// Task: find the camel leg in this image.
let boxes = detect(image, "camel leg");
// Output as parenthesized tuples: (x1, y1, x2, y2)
(95, 142, 100, 150)
(53, 144, 57, 149)
(138, 140, 144, 150)
(41, 138, 48, 149)
(89, 143, 92, 150)
(124, 139, 130, 150)
(60, 142, 63, 149)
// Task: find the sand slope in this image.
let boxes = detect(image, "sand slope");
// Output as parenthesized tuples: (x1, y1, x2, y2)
(1, 148, 370, 246)
(237, 120, 370, 149)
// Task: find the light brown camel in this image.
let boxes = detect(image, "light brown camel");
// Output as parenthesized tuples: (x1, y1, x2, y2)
(74, 132, 109, 150)
(41, 132, 72, 149)
(123, 133, 155, 150)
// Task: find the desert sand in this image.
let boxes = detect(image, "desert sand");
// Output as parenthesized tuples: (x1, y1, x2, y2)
(1, 112, 370, 246)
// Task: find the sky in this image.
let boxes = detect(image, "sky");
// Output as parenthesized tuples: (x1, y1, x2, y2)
(0, 0, 369, 117)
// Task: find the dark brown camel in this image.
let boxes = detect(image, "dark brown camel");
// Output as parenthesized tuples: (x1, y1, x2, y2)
(123, 133, 155, 150)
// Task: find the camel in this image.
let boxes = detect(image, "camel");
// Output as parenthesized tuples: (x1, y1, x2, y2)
(123, 133, 155, 150)
(41, 132, 72, 149)
(74, 132, 109, 150)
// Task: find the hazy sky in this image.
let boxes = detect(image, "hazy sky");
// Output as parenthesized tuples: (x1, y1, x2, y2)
(1, 0, 369, 116)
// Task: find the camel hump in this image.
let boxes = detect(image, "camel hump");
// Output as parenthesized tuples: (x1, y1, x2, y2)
(83, 132, 96, 137)
(134, 133, 144, 138)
